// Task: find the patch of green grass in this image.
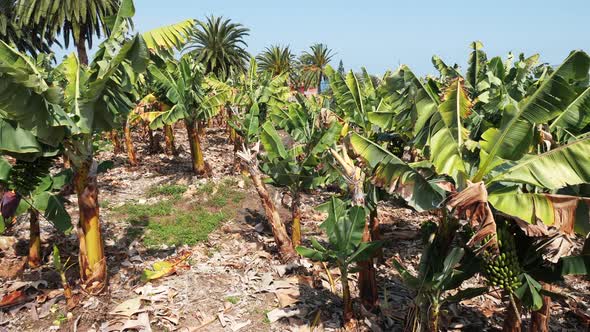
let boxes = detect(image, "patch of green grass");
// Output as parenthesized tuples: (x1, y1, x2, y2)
(114, 200, 174, 218)
(225, 296, 240, 304)
(114, 180, 247, 248)
(142, 208, 226, 247)
(211, 181, 246, 208)
(196, 182, 215, 195)
(147, 184, 188, 199)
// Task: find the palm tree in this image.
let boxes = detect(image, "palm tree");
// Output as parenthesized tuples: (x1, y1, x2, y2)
(256, 45, 294, 76)
(14, 0, 124, 64)
(0, 0, 55, 54)
(184, 16, 250, 79)
(300, 43, 334, 93)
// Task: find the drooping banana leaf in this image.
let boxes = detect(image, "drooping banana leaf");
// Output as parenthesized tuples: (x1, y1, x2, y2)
(488, 186, 590, 234)
(32, 191, 72, 233)
(0, 118, 42, 157)
(260, 121, 288, 161)
(349, 133, 444, 211)
(488, 137, 590, 189)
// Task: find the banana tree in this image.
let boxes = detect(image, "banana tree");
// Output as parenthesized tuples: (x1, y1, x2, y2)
(127, 93, 175, 159)
(148, 56, 229, 175)
(0, 0, 193, 293)
(212, 58, 291, 169)
(324, 64, 400, 309)
(0, 154, 72, 267)
(0, 119, 72, 267)
(259, 96, 342, 247)
(296, 197, 381, 326)
(228, 101, 297, 261)
(354, 51, 590, 330)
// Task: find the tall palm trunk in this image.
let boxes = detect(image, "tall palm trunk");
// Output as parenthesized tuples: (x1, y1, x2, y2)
(72, 152, 106, 294)
(76, 31, 89, 66)
(124, 120, 138, 166)
(291, 191, 302, 248)
(28, 208, 41, 268)
(317, 72, 322, 94)
(185, 119, 207, 175)
(164, 125, 176, 156)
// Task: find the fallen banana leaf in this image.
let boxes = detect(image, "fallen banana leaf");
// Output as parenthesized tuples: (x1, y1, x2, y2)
(0, 290, 28, 309)
(141, 261, 175, 282)
(141, 251, 191, 282)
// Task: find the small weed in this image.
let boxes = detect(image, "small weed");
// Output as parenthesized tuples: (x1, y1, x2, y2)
(147, 184, 188, 199)
(102, 199, 111, 209)
(225, 296, 240, 304)
(197, 182, 215, 195)
(263, 309, 271, 324)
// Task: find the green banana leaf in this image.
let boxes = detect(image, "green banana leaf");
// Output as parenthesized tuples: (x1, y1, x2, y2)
(349, 133, 444, 211)
(488, 138, 590, 189)
(475, 51, 590, 181)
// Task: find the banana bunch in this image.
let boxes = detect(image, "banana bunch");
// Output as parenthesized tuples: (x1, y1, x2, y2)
(481, 224, 522, 292)
(9, 157, 54, 195)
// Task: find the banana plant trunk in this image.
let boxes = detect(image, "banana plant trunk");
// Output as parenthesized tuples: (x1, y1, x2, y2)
(164, 125, 176, 156)
(352, 190, 378, 310)
(340, 265, 354, 324)
(199, 120, 207, 138)
(185, 119, 207, 176)
(357, 219, 378, 310)
(124, 120, 138, 166)
(530, 283, 553, 332)
(147, 127, 157, 154)
(28, 208, 41, 268)
(330, 148, 378, 310)
(291, 191, 302, 248)
(63, 154, 71, 169)
(503, 297, 522, 332)
(239, 148, 296, 261)
(110, 130, 122, 155)
(72, 154, 106, 294)
(369, 208, 383, 261)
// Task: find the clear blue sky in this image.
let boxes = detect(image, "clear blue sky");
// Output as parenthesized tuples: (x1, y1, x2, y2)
(66, 0, 590, 76)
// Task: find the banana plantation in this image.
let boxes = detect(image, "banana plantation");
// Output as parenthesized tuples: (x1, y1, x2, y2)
(1, 0, 590, 331)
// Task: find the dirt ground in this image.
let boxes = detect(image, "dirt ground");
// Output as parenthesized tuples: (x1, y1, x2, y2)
(0, 123, 589, 332)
